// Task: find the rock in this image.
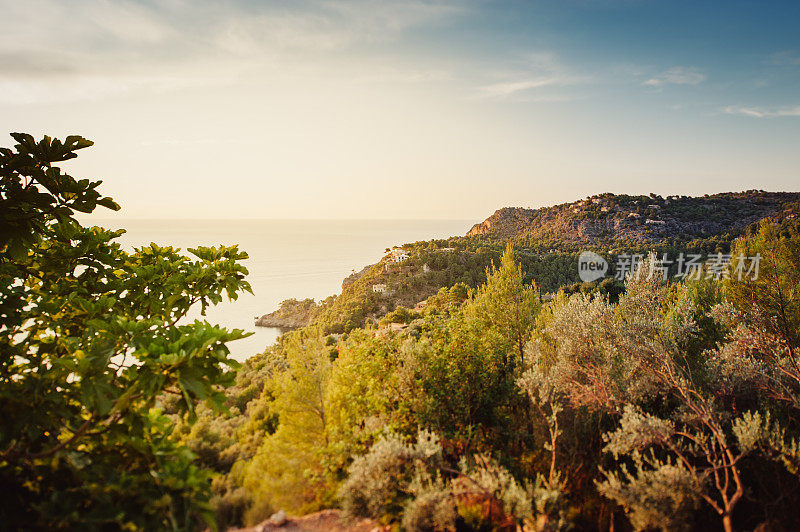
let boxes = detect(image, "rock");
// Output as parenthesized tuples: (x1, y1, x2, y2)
(341, 265, 373, 290)
(463, 192, 800, 246)
(270, 510, 287, 526)
(255, 299, 315, 328)
(241, 509, 378, 531)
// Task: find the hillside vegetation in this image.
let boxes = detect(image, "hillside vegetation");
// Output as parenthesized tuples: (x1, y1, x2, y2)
(190, 215, 800, 531)
(467, 191, 800, 248)
(267, 191, 799, 336)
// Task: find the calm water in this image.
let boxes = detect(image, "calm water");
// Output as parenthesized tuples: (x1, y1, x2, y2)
(91, 219, 472, 361)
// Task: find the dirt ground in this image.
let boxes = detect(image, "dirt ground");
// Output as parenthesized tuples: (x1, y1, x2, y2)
(233, 509, 380, 532)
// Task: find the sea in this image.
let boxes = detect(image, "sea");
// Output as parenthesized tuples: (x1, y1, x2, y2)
(91, 219, 473, 361)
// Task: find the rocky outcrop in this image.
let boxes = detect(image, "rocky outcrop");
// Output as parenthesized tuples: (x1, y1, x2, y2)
(230, 509, 378, 532)
(465, 191, 800, 246)
(341, 264, 373, 290)
(255, 298, 315, 328)
(467, 207, 534, 236)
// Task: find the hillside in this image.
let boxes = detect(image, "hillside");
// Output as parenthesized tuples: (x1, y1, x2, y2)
(257, 191, 800, 335)
(307, 246, 496, 333)
(202, 214, 800, 532)
(467, 190, 800, 249)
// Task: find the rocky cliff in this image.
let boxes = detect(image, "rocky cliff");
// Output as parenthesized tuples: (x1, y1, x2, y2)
(255, 298, 316, 328)
(467, 191, 800, 247)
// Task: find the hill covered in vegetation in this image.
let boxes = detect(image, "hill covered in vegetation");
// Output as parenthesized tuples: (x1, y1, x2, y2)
(191, 214, 800, 532)
(467, 191, 800, 248)
(264, 191, 800, 336)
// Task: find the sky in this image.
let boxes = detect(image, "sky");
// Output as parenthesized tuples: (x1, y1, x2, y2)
(2, 0, 799, 220)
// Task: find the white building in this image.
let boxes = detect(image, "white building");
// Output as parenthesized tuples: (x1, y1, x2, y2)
(373, 283, 387, 293)
(389, 247, 410, 263)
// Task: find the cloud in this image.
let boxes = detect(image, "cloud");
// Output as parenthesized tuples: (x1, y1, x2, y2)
(767, 51, 800, 66)
(643, 66, 705, 87)
(0, 0, 467, 103)
(476, 78, 561, 98)
(472, 52, 585, 101)
(723, 105, 800, 118)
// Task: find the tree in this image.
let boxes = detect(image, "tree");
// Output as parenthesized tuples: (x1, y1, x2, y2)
(712, 219, 800, 408)
(597, 257, 751, 532)
(0, 133, 251, 529)
(465, 244, 541, 371)
(241, 329, 336, 523)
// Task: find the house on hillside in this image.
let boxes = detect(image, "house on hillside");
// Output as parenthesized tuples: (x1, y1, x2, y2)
(373, 284, 387, 293)
(646, 219, 666, 225)
(389, 247, 410, 263)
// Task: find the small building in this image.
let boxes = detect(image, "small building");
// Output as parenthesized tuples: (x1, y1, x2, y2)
(414, 299, 428, 311)
(389, 247, 410, 263)
(372, 283, 387, 293)
(646, 219, 666, 225)
(647, 204, 661, 209)
(628, 212, 641, 219)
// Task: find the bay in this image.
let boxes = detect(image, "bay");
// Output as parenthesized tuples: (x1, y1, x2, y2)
(92, 219, 472, 360)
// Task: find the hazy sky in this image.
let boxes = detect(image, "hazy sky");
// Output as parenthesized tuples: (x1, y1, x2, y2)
(2, 0, 799, 220)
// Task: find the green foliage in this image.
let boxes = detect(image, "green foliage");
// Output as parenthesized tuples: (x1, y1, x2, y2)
(239, 329, 337, 523)
(466, 244, 541, 367)
(196, 204, 800, 532)
(414, 246, 540, 440)
(727, 218, 800, 350)
(0, 134, 251, 530)
(0, 133, 119, 258)
(339, 430, 444, 522)
(710, 219, 800, 410)
(339, 431, 549, 531)
(380, 306, 420, 325)
(598, 449, 701, 531)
